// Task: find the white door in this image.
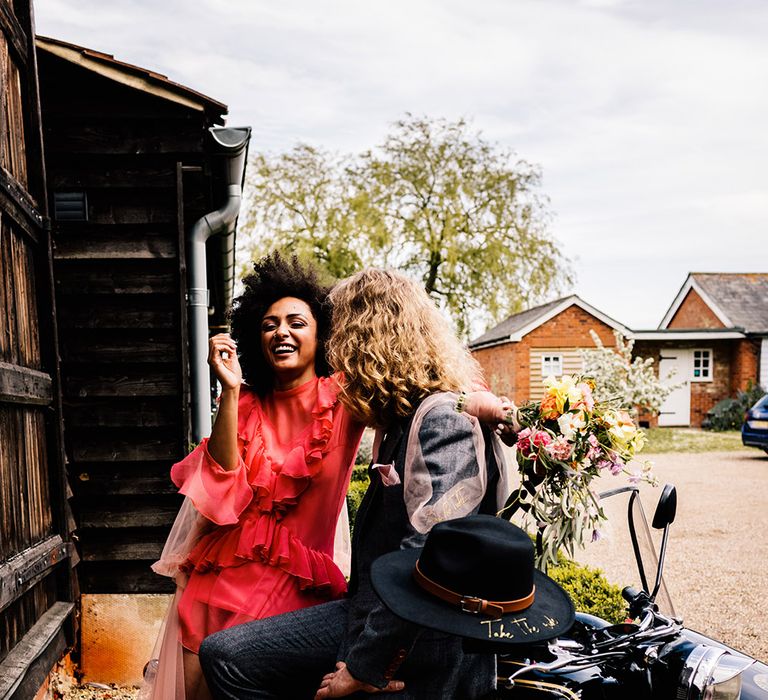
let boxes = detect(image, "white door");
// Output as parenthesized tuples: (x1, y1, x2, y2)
(658, 350, 691, 426)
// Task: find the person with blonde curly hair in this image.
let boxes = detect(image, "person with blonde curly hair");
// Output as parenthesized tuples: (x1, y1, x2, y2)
(200, 268, 516, 700)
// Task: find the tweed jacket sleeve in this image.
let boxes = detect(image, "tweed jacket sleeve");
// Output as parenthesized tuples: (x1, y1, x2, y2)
(344, 402, 485, 688)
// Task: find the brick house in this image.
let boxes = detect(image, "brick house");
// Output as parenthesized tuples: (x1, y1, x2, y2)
(470, 295, 629, 403)
(633, 273, 767, 427)
(469, 273, 768, 427)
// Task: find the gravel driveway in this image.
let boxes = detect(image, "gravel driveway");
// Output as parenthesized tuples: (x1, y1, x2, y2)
(574, 448, 768, 662)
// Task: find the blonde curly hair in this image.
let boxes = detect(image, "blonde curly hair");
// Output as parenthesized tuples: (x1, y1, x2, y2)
(327, 269, 483, 427)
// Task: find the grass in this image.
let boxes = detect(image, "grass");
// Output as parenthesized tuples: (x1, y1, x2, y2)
(642, 428, 746, 453)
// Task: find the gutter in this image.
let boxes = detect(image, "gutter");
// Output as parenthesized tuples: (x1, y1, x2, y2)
(188, 126, 252, 443)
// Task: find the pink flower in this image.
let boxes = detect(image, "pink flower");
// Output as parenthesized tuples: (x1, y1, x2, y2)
(546, 435, 573, 461)
(610, 459, 624, 476)
(516, 427, 532, 456)
(586, 434, 602, 461)
(531, 431, 553, 449)
(575, 383, 595, 413)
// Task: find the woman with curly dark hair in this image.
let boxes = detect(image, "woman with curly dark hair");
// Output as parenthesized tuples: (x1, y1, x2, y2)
(145, 253, 365, 700)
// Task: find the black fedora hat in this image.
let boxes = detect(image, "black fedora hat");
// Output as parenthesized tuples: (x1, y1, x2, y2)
(371, 514, 575, 645)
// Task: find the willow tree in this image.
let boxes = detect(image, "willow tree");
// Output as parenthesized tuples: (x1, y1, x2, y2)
(240, 115, 572, 337)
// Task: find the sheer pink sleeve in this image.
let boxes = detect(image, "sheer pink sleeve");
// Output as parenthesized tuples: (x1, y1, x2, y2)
(170, 439, 252, 525)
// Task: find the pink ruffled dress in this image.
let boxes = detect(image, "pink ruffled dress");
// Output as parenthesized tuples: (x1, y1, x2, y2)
(172, 375, 364, 653)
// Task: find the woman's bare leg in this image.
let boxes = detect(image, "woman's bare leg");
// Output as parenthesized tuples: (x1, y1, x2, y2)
(183, 649, 213, 700)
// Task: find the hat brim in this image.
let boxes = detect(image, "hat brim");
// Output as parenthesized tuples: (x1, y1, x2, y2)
(371, 548, 575, 645)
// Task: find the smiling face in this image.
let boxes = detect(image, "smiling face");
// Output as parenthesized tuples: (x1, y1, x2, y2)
(260, 296, 319, 390)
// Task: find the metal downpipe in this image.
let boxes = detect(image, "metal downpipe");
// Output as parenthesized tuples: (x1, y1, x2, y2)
(187, 126, 251, 443)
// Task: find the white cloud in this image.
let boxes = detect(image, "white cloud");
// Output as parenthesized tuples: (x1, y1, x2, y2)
(34, 0, 768, 328)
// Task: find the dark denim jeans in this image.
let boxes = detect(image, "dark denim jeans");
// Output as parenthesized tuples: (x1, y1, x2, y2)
(200, 599, 349, 700)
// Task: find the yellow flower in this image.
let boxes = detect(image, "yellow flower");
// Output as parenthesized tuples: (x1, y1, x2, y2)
(543, 375, 585, 414)
(607, 411, 637, 446)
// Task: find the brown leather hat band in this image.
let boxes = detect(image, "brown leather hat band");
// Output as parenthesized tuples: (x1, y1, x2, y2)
(413, 560, 535, 618)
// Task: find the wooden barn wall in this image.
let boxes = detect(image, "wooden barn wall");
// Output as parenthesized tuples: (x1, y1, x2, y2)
(38, 53, 222, 593)
(0, 1, 75, 694)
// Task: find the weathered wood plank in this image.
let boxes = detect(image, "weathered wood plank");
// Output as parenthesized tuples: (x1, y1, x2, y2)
(80, 538, 167, 562)
(0, 602, 73, 699)
(58, 304, 175, 330)
(61, 335, 179, 364)
(64, 398, 179, 428)
(0, 537, 69, 613)
(0, 4, 28, 68)
(70, 435, 179, 462)
(77, 563, 174, 594)
(53, 226, 176, 260)
(44, 121, 204, 155)
(74, 475, 177, 498)
(79, 503, 179, 529)
(0, 362, 52, 405)
(48, 164, 177, 189)
(64, 371, 179, 398)
(55, 264, 177, 295)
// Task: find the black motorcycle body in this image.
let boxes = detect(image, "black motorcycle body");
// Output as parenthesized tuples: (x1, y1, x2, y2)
(494, 485, 768, 699)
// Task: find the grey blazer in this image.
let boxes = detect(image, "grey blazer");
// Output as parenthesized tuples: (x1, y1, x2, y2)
(341, 400, 498, 699)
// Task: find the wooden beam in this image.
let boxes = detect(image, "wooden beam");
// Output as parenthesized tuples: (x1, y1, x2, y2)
(0, 4, 28, 68)
(0, 602, 73, 700)
(0, 536, 71, 613)
(0, 362, 53, 405)
(0, 168, 44, 243)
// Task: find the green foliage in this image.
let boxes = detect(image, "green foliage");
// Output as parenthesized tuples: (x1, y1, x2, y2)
(643, 428, 743, 453)
(702, 382, 765, 431)
(548, 557, 626, 624)
(239, 115, 572, 337)
(347, 468, 368, 530)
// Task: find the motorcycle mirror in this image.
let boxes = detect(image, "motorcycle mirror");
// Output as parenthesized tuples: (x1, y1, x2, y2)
(651, 484, 677, 530)
(650, 484, 676, 602)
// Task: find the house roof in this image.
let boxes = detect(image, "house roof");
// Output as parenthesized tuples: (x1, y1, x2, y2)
(469, 295, 630, 349)
(659, 273, 768, 334)
(36, 36, 227, 119)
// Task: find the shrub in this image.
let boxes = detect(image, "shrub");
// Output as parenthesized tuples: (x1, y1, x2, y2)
(346, 471, 370, 530)
(702, 382, 765, 431)
(548, 556, 626, 624)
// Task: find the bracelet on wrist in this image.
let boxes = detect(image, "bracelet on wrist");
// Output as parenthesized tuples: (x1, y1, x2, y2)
(454, 391, 467, 413)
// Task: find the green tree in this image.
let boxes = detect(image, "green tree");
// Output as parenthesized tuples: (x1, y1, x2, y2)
(240, 116, 572, 336)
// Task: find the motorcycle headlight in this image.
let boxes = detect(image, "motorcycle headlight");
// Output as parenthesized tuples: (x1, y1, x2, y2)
(679, 645, 754, 700)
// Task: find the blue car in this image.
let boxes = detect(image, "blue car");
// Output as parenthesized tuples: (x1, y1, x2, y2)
(742, 393, 768, 453)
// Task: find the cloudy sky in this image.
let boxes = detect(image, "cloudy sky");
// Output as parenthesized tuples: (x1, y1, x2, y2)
(35, 0, 767, 330)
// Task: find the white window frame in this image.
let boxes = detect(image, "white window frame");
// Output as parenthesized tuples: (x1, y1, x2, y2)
(541, 354, 563, 378)
(691, 348, 713, 382)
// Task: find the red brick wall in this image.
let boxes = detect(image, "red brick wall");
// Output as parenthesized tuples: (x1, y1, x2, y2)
(472, 305, 617, 403)
(668, 289, 725, 329)
(633, 339, 738, 427)
(730, 338, 760, 392)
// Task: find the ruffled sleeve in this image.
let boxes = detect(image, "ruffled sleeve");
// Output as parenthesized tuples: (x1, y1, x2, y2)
(171, 439, 253, 526)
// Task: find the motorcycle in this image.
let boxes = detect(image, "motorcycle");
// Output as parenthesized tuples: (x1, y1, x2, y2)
(495, 483, 768, 699)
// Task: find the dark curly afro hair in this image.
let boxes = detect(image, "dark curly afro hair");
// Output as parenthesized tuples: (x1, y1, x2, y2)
(229, 252, 333, 395)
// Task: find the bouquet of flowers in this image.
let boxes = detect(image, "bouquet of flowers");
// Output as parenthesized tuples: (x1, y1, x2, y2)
(502, 374, 656, 570)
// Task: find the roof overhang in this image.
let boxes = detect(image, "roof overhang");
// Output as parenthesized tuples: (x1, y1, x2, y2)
(658, 274, 733, 329)
(36, 36, 227, 116)
(630, 329, 746, 341)
(470, 295, 631, 350)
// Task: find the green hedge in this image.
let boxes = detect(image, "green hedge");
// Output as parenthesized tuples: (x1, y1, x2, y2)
(548, 557, 626, 624)
(345, 467, 626, 624)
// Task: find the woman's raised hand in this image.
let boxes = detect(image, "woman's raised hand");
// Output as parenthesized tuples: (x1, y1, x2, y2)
(208, 333, 242, 390)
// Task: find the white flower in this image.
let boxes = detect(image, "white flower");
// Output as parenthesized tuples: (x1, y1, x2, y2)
(557, 411, 586, 439)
